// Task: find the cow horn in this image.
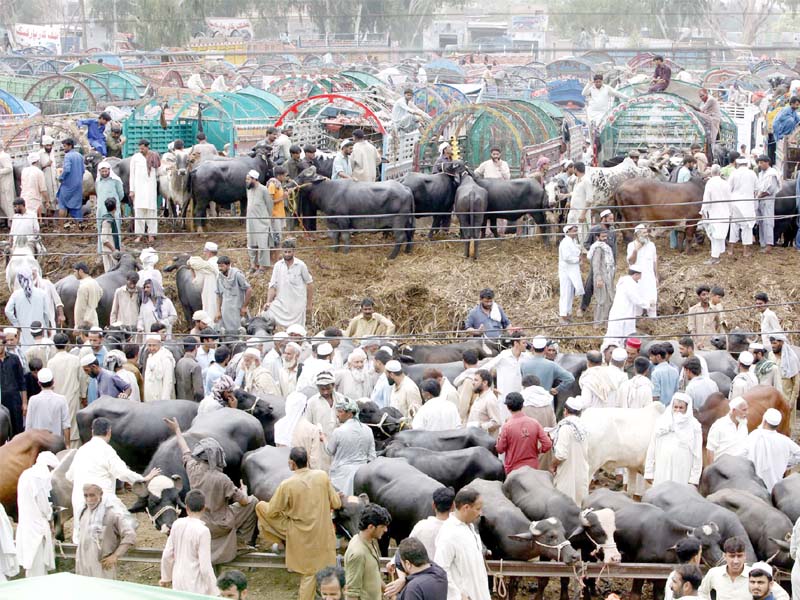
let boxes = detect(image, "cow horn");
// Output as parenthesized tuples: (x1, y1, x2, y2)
(509, 531, 534, 542)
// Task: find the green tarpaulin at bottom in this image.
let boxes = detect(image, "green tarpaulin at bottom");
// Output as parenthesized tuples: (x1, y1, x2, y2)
(0, 572, 216, 600)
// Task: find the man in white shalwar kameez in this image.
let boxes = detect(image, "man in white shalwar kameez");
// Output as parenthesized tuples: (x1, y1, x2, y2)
(627, 224, 658, 316)
(727, 158, 758, 254)
(143, 334, 176, 402)
(129, 139, 159, 241)
(434, 489, 491, 600)
(603, 267, 648, 347)
(741, 408, 800, 492)
(559, 224, 584, 324)
(0, 503, 17, 581)
(264, 239, 313, 329)
(16, 452, 59, 577)
(550, 397, 590, 506)
(38, 136, 58, 210)
(644, 392, 703, 486)
(701, 165, 731, 264)
(188, 242, 219, 317)
(579, 351, 617, 409)
(5, 265, 52, 350)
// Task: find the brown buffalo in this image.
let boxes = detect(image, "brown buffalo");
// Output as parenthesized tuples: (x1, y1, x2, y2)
(697, 386, 791, 441)
(614, 177, 704, 249)
(0, 430, 65, 516)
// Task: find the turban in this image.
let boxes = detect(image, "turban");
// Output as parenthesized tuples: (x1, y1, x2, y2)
(212, 375, 237, 404)
(334, 396, 360, 415)
(191, 437, 227, 471)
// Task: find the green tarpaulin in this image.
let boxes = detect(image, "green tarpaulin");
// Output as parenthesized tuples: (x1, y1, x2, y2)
(0, 572, 215, 600)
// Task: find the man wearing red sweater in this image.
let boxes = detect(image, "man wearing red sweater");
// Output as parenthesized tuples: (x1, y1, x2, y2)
(496, 392, 553, 474)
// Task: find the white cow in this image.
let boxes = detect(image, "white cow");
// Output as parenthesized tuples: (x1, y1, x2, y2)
(4, 240, 40, 292)
(582, 402, 665, 488)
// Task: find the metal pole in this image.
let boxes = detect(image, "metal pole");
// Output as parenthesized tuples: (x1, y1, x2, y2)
(79, 0, 89, 51)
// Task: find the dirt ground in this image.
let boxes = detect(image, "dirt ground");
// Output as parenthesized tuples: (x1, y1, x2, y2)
(14, 218, 800, 598)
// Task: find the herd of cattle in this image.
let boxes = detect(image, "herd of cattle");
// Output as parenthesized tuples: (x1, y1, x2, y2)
(0, 334, 796, 598)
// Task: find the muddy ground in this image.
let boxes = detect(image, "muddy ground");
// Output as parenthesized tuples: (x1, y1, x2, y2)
(12, 217, 800, 598)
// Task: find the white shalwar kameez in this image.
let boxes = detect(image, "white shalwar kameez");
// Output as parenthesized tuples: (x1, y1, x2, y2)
(644, 398, 703, 486)
(16, 454, 57, 577)
(727, 166, 757, 245)
(434, 514, 491, 600)
(0, 503, 17, 581)
(412, 396, 461, 431)
(741, 428, 800, 492)
(701, 175, 731, 258)
(144, 347, 176, 402)
(603, 275, 648, 347)
(325, 417, 376, 496)
(551, 416, 590, 506)
(627, 240, 657, 316)
(791, 515, 800, 600)
(266, 258, 313, 328)
(558, 235, 584, 318)
(187, 256, 219, 317)
(129, 152, 159, 236)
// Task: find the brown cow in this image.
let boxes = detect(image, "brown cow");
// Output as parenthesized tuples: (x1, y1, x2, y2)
(614, 177, 705, 249)
(0, 430, 65, 516)
(697, 386, 791, 440)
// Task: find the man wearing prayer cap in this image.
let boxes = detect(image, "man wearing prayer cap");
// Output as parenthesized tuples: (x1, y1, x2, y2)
(603, 265, 648, 348)
(38, 135, 57, 207)
(190, 310, 213, 336)
(550, 396, 590, 505)
(188, 242, 220, 317)
(741, 405, 800, 492)
(164, 417, 258, 564)
(749, 342, 782, 390)
(331, 139, 353, 180)
(25, 367, 70, 442)
(296, 342, 334, 392)
(728, 155, 758, 255)
(95, 160, 123, 255)
(351, 128, 381, 183)
(239, 346, 279, 398)
(143, 333, 176, 402)
(263, 238, 314, 329)
(262, 331, 289, 382)
(706, 396, 749, 463)
(386, 359, 423, 417)
(20, 152, 48, 219)
(433, 142, 453, 174)
(245, 168, 274, 272)
(16, 451, 59, 577)
(520, 335, 575, 398)
(80, 352, 131, 399)
(325, 394, 375, 495)
(769, 333, 800, 415)
(306, 371, 344, 438)
(730, 350, 758, 400)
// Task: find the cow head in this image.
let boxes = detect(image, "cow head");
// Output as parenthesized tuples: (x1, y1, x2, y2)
(358, 401, 407, 440)
(689, 522, 723, 566)
(130, 474, 184, 534)
(725, 328, 755, 357)
(443, 160, 467, 183)
(334, 493, 368, 544)
(572, 508, 621, 563)
(296, 165, 326, 185)
(245, 314, 276, 337)
(84, 150, 104, 178)
(163, 253, 191, 272)
(234, 389, 274, 421)
(768, 534, 793, 569)
(510, 517, 582, 565)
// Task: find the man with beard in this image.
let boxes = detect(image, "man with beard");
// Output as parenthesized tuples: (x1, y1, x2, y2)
(215, 256, 252, 337)
(336, 348, 371, 399)
(627, 224, 658, 317)
(387, 360, 423, 418)
(467, 369, 501, 436)
(263, 332, 288, 381)
(239, 348, 279, 397)
(188, 243, 220, 318)
(306, 371, 343, 438)
(38, 136, 58, 209)
(277, 341, 301, 397)
(79, 354, 131, 403)
(586, 229, 615, 326)
(245, 170, 274, 273)
(143, 334, 176, 402)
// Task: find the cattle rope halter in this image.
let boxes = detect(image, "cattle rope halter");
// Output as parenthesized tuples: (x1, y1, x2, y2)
(243, 395, 264, 414)
(535, 539, 573, 562)
(584, 530, 620, 561)
(146, 504, 179, 527)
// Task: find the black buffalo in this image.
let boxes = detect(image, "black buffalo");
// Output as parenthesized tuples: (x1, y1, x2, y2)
(295, 168, 414, 259)
(383, 445, 504, 490)
(402, 161, 463, 238)
(699, 454, 770, 502)
(469, 478, 581, 563)
(473, 175, 547, 238)
(144, 408, 266, 496)
(398, 339, 498, 364)
(454, 174, 488, 259)
(129, 474, 185, 535)
(357, 401, 406, 445)
(233, 388, 284, 446)
(404, 361, 465, 387)
(391, 428, 497, 455)
(773, 179, 797, 246)
(0, 405, 10, 445)
(772, 472, 800, 522)
(163, 253, 202, 324)
(76, 396, 199, 472)
(55, 253, 140, 328)
(188, 141, 273, 230)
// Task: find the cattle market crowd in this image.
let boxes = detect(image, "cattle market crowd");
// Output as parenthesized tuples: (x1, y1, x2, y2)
(1, 69, 800, 600)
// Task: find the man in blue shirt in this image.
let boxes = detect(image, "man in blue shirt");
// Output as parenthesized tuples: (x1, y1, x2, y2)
(520, 335, 575, 396)
(773, 96, 800, 142)
(331, 139, 353, 180)
(56, 138, 85, 221)
(648, 343, 678, 405)
(464, 288, 510, 338)
(78, 111, 112, 156)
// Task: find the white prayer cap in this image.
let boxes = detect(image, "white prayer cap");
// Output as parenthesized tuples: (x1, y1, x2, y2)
(89, 326, 103, 333)
(562, 159, 573, 168)
(600, 209, 612, 218)
(80, 353, 98, 367)
(735, 157, 748, 165)
(379, 345, 395, 355)
(340, 139, 354, 149)
(729, 396, 747, 409)
(438, 141, 450, 153)
(274, 331, 289, 340)
(168, 142, 175, 152)
(203, 241, 218, 252)
(244, 347, 261, 359)
(563, 224, 577, 234)
(751, 562, 773, 577)
(41, 135, 54, 145)
(316, 342, 333, 356)
(28, 152, 39, 164)
(738, 350, 754, 366)
(565, 397, 583, 412)
(2, 327, 17, 335)
(287, 324, 307, 336)
(672, 391, 692, 405)
(192, 310, 211, 322)
(629, 265, 643, 273)
(98, 160, 111, 171)
(634, 223, 647, 232)
(246, 169, 259, 179)
(764, 408, 782, 426)
(611, 347, 628, 362)
(748, 342, 765, 352)
(37, 368, 53, 384)
(315, 371, 335, 385)
(600, 340, 617, 353)
(532, 335, 547, 350)
(385, 360, 403, 373)
(145, 333, 161, 342)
